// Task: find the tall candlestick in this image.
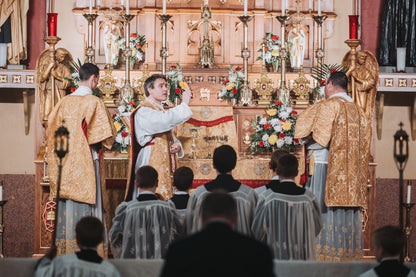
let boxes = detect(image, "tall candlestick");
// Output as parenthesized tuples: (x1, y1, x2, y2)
(282, 0, 285, 16)
(89, 0, 93, 14)
(318, 0, 321, 15)
(407, 182, 412, 204)
(163, 0, 166, 14)
(244, 0, 247, 16)
(145, 43, 148, 64)
(126, 0, 129, 14)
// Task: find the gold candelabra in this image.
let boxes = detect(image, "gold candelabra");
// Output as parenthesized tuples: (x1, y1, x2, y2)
(312, 15, 328, 66)
(238, 15, 254, 106)
(119, 13, 136, 102)
(276, 15, 291, 106)
(157, 14, 172, 75)
(83, 14, 98, 63)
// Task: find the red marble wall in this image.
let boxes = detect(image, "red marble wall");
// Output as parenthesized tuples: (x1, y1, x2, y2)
(27, 0, 46, 69)
(1, 175, 35, 257)
(361, 0, 384, 57)
(375, 178, 416, 259)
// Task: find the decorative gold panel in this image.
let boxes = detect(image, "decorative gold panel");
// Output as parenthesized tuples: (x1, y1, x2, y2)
(412, 79, 416, 87)
(12, 75, 21, 83)
(384, 78, 393, 87)
(398, 78, 407, 87)
(26, 75, 35, 84)
(0, 75, 7, 83)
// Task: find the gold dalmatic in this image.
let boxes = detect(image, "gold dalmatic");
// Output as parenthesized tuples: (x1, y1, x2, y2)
(295, 97, 371, 208)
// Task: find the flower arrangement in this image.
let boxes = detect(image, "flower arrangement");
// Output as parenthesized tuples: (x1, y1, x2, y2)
(65, 58, 102, 96)
(111, 97, 137, 152)
(256, 33, 290, 72)
(166, 63, 188, 103)
(311, 62, 349, 89)
(117, 32, 146, 69)
(219, 65, 244, 100)
(248, 101, 301, 154)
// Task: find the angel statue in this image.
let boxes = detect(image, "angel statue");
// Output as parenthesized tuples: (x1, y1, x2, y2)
(103, 19, 123, 66)
(287, 24, 306, 69)
(36, 47, 73, 126)
(343, 50, 379, 121)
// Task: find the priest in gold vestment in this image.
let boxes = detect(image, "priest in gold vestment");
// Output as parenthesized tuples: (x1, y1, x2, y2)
(125, 74, 193, 201)
(295, 72, 371, 261)
(47, 63, 116, 256)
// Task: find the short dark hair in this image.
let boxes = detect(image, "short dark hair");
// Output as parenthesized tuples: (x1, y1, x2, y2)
(135, 165, 158, 189)
(144, 74, 167, 97)
(373, 225, 405, 257)
(79, 63, 100, 81)
(201, 190, 237, 221)
(213, 145, 237, 174)
(276, 154, 298, 178)
(75, 216, 104, 248)
(327, 71, 348, 91)
(270, 150, 289, 172)
(173, 167, 194, 191)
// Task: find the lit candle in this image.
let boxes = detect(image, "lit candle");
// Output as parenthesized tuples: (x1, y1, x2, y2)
(244, 0, 247, 16)
(309, 0, 312, 10)
(407, 182, 412, 204)
(126, 0, 129, 14)
(282, 0, 285, 16)
(89, 0, 93, 14)
(163, 0, 166, 14)
(318, 0, 321, 15)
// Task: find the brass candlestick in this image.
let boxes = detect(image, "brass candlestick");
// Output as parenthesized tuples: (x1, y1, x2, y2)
(312, 15, 328, 66)
(119, 13, 136, 102)
(238, 15, 254, 106)
(83, 14, 98, 63)
(402, 203, 414, 262)
(157, 14, 172, 75)
(276, 15, 291, 106)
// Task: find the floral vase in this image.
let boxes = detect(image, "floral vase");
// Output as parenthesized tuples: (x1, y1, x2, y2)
(272, 63, 279, 72)
(232, 98, 237, 106)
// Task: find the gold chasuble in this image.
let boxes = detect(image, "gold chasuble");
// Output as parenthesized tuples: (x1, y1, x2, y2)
(295, 97, 371, 208)
(47, 95, 116, 205)
(126, 99, 176, 200)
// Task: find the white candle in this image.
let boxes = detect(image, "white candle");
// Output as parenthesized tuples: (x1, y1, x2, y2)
(282, 0, 285, 16)
(0, 182, 2, 201)
(204, 0, 208, 6)
(97, 0, 101, 7)
(407, 183, 412, 204)
(318, 0, 321, 15)
(309, 0, 312, 10)
(121, 0, 124, 9)
(126, 0, 129, 14)
(145, 43, 148, 63)
(89, 0, 93, 14)
(244, 0, 247, 16)
(397, 47, 406, 72)
(262, 44, 265, 65)
(163, 0, 166, 14)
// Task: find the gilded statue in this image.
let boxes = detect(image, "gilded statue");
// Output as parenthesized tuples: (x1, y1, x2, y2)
(103, 19, 122, 66)
(342, 50, 379, 121)
(36, 48, 73, 125)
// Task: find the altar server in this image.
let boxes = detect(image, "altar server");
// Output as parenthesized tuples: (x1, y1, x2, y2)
(185, 145, 257, 235)
(34, 216, 120, 277)
(168, 166, 194, 219)
(254, 149, 288, 195)
(109, 165, 181, 259)
(125, 74, 193, 201)
(252, 154, 322, 259)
